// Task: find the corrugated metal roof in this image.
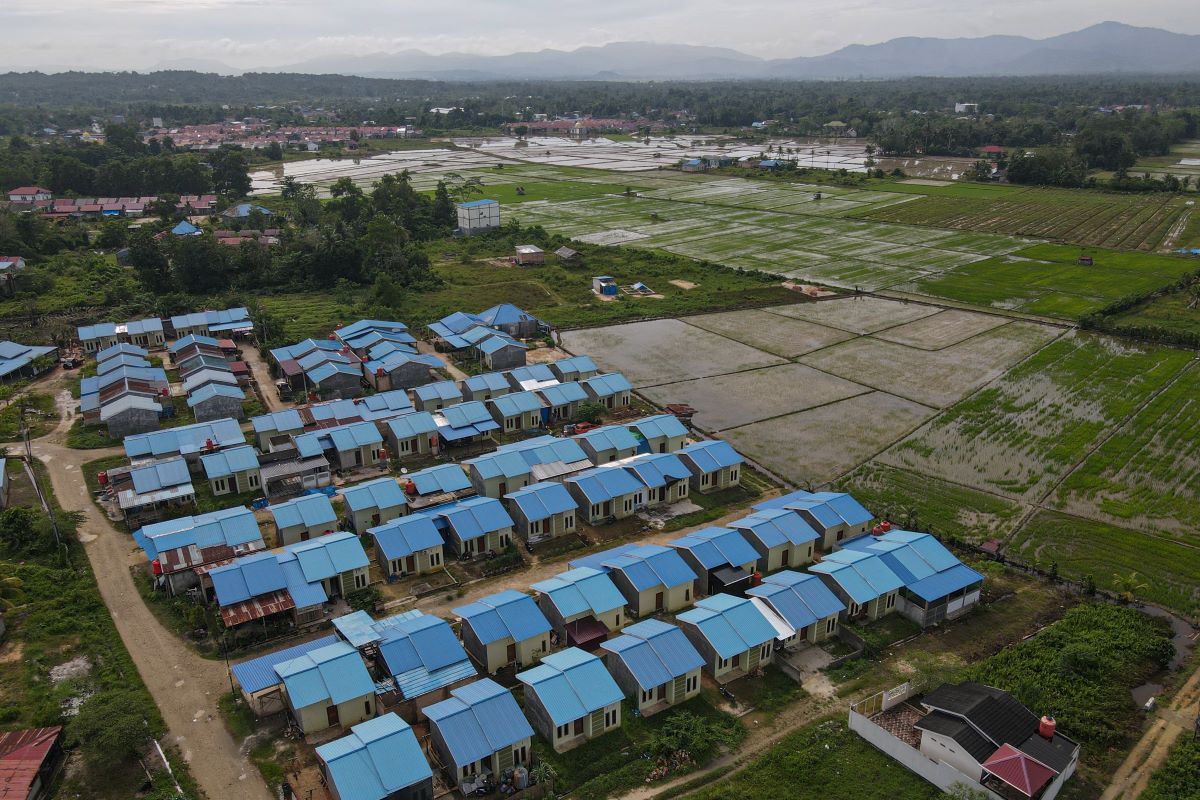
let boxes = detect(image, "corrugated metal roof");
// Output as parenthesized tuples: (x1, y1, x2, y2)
(413, 380, 463, 403)
(369, 514, 443, 561)
(283, 531, 370, 583)
(96, 353, 151, 373)
(628, 414, 688, 442)
(841, 530, 981, 602)
(490, 391, 541, 417)
(231, 634, 340, 695)
(582, 372, 632, 397)
(274, 641, 375, 708)
(182, 368, 239, 395)
(453, 589, 550, 645)
(465, 449, 531, 481)
(747, 570, 845, 630)
(600, 619, 703, 690)
(97, 342, 148, 361)
(356, 389, 415, 418)
(565, 466, 643, 503)
(507, 364, 555, 385)
(728, 509, 820, 549)
(478, 335, 525, 356)
(307, 360, 361, 385)
(269, 493, 337, 531)
(604, 544, 696, 591)
(386, 411, 439, 440)
(678, 440, 743, 473)
(677, 594, 776, 659)
(478, 303, 537, 328)
(341, 477, 406, 513)
(755, 489, 873, 529)
(550, 355, 597, 380)
(124, 417, 245, 458)
(377, 613, 475, 699)
(436, 498, 513, 544)
(537, 381, 588, 406)
(462, 372, 511, 394)
(516, 648, 623, 726)
(618, 452, 692, 489)
(326, 421, 384, 452)
(406, 463, 471, 495)
(424, 679, 532, 767)
(129, 457, 191, 494)
(199, 445, 259, 479)
(251, 408, 304, 434)
(210, 552, 288, 606)
(531, 567, 625, 619)
(505, 482, 576, 522)
(575, 425, 640, 454)
(820, 548, 905, 595)
(316, 713, 432, 799)
(668, 526, 760, 570)
(336, 319, 408, 341)
(135, 505, 262, 560)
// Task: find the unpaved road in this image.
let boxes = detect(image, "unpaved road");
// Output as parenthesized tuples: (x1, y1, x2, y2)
(238, 341, 285, 413)
(20, 386, 271, 800)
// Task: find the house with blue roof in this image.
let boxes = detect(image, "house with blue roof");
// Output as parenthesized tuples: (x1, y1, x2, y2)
(425, 679, 533, 789)
(369, 513, 444, 579)
(412, 379, 463, 412)
(269, 493, 338, 545)
(181, 367, 239, 397)
(383, 411, 440, 460)
(581, 372, 632, 409)
(199, 444, 261, 497)
(677, 594, 777, 681)
(477, 333, 527, 372)
(839, 530, 983, 627)
(101, 393, 165, 439)
(315, 713, 433, 800)
(96, 352, 151, 374)
(169, 307, 252, 339)
(570, 544, 697, 616)
(460, 372, 511, 403)
(746, 570, 846, 646)
(334, 319, 411, 353)
(114, 457, 195, 521)
(78, 317, 165, 353)
(486, 434, 592, 489)
(281, 531, 371, 601)
(274, 640, 376, 734)
(177, 352, 232, 380)
(614, 452, 692, 508)
(517, 647, 623, 752)
(221, 202, 273, 221)
(464, 448, 533, 500)
(435, 497, 514, 557)
(135, 505, 264, 594)
(534, 380, 588, 423)
(575, 425, 640, 465)
(486, 390, 543, 436)
(307, 360, 364, 400)
(477, 303, 543, 340)
(169, 334, 223, 365)
(373, 612, 476, 709)
(505, 363, 557, 392)
(531, 567, 625, 648)
(250, 408, 306, 449)
(453, 589, 550, 673)
(628, 414, 689, 454)
(398, 463, 473, 509)
(668, 526, 761, 598)
(808, 546, 903, 622)
(754, 489, 875, 550)
(504, 482, 577, 543)
(355, 389, 416, 421)
(549, 355, 598, 384)
(294, 420, 386, 473)
(124, 418, 245, 463)
(564, 465, 646, 524)
(600, 619, 704, 716)
(231, 634, 340, 715)
(187, 381, 246, 422)
(678, 440, 743, 493)
(433, 400, 500, 445)
(96, 342, 147, 362)
(728, 508, 820, 574)
(341, 477, 408, 533)
(364, 350, 443, 392)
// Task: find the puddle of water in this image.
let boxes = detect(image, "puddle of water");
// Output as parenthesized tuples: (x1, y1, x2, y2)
(1131, 682, 1162, 708)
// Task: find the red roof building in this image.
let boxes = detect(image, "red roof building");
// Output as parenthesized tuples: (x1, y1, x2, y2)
(0, 726, 64, 800)
(982, 743, 1057, 798)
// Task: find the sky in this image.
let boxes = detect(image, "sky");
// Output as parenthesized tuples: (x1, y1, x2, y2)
(2, 0, 1197, 72)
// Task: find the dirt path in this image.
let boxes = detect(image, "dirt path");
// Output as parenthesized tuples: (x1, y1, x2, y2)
(416, 341, 468, 381)
(1100, 663, 1200, 800)
(237, 341, 285, 413)
(21, 390, 272, 800)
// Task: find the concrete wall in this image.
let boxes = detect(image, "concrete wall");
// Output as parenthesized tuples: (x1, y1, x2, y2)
(471, 467, 529, 500)
(482, 346, 526, 372)
(379, 545, 443, 578)
(386, 431, 433, 459)
(193, 394, 244, 422)
(106, 407, 160, 438)
(292, 692, 376, 735)
(210, 468, 261, 497)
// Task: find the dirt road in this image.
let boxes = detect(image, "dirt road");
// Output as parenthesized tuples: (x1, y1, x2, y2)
(26, 389, 271, 800)
(238, 342, 285, 413)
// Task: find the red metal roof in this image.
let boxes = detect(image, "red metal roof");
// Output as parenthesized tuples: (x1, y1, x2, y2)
(982, 743, 1057, 797)
(0, 726, 62, 799)
(220, 589, 295, 627)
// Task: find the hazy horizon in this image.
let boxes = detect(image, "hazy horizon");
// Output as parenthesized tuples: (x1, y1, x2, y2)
(2, 2, 1198, 73)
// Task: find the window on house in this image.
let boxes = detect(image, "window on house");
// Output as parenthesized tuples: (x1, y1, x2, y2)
(700, 473, 711, 487)
(641, 688, 652, 703)
(684, 588, 691, 602)
(564, 515, 574, 529)
(850, 602, 861, 616)
(729, 469, 739, 483)
(248, 473, 259, 488)
(614, 612, 621, 627)
(760, 644, 770, 660)
(499, 532, 511, 548)
(679, 483, 688, 497)
(556, 723, 570, 739)
(391, 558, 404, 575)
(604, 708, 617, 728)
(591, 504, 600, 519)
(429, 550, 441, 566)
(623, 499, 633, 513)
(826, 617, 837, 634)
(686, 675, 698, 693)
(621, 395, 630, 406)
(364, 700, 372, 715)
(214, 478, 227, 493)
(354, 572, 368, 589)
(506, 417, 516, 430)
(719, 657, 729, 669)
(886, 593, 896, 609)
(530, 519, 542, 536)
(400, 439, 412, 453)
(634, 493, 644, 506)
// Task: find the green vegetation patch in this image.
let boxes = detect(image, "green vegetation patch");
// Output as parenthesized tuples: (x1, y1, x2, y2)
(1139, 735, 1200, 800)
(0, 392, 55, 441)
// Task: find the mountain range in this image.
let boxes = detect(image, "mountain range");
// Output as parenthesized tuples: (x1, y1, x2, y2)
(219, 22, 1200, 81)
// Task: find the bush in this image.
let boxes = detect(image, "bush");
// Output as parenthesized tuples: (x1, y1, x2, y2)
(70, 689, 164, 766)
(647, 710, 741, 762)
(346, 585, 381, 612)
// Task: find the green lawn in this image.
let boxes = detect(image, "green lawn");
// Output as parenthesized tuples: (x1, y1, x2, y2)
(0, 392, 56, 441)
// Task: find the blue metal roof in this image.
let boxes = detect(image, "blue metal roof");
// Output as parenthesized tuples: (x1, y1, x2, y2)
(729, 509, 820, 549)
(182, 368, 238, 395)
(495, 435, 589, 468)
(269, 493, 337, 531)
(365, 350, 442, 376)
(377, 613, 476, 699)
(424, 679, 533, 767)
(537, 381, 588, 407)
(603, 544, 697, 592)
(199, 445, 260, 480)
(333, 609, 416, 649)
(308, 360, 362, 385)
(436, 497, 513, 544)
(96, 342, 148, 361)
(364, 339, 418, 362)
(316, 713, 432, 799)
(507, 364, 556, 386)
(550, 355, 597, 380)
(908, 562, 984, 602)
(96, 353, 151, 373)
(840, 530, 981, 602)
(336, 319, 409, 340)
(270, 338, 341, 363)
(356, 390, 415, 418)
(668, 527, 760, 570)
(628, 414, 688, 442)
(489, 391, 541, 418)
(575, 425, 640, 455)
(96, 365, 167, 389)
(169, 334, 221, 354)
(231, 634, 340, 695)
(531, 567, 625, 619)
(479, 303, 538, 328)
(820, 548, 905, 595)
(100, 394, 161, 420)
(170, 308, 250, 332)
(274, 641, 375, 708)
(755, 489, 873, 529)
(186, 382, 245, 406)
(210, 551, 287, 606)
(567, 543, 638, 573)
(386, 411, 439, 440)
(566, 466, 644, 504)
(413, 380, 463, 403)
(431, 311, 485, 337)
(251, 408, 304, 435)
(678, 440, 743, 473)
(516, 648, 623, 726)
(677, 594, 777, 659)
(505, 482, 576, 522)
(458, 199, 498, 208)
(600, 619, 704, 691)
(280, 557, 330, 608)
(283, 531, 370, 583)
(129, 457, 191, 494)
(478, 335, 525, 356)
(620, 453, 693, 489)
(747, 571, 845, 630)
(292, 430, 329, 459)
(124, 418, 244, 458)
(437, 401, 500, 440)
(370, 514, 443, 562)
(135, 505, 262, 561)
(406, 463, 470, 495)
(583, 372, 632, 397)
(462, 372, 511, 394)
(453, 589, 550, 645)
(326, 421, 384, 452)
(342, 478, 406, 513)
(465, 449, 531, 481)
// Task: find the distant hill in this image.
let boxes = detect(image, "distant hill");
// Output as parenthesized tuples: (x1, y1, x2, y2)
(274, 22, 1200, 80)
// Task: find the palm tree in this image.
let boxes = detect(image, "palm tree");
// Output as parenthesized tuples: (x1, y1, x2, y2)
(530, 761, 558, 795)
(0, 574, 25, 611)
(1111, 571, 1148, 603)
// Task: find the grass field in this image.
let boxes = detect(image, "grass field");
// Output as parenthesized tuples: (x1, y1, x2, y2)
(1107, 282, 1200, 337)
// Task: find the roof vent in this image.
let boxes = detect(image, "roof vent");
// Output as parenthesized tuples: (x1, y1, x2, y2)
(1039, 715, 1056, 739)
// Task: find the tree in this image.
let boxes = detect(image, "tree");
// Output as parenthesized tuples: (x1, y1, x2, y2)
(209, 146, 252, 196)
(264, 141, 284, 160)
(432, 181, 455, 228)
(1111, 571, 1148, 603)
(170, 234, 231, 294)
(127, 231, 172, 294)
(71, 689, 163, 767)
(574, 402, 607, 425)
(0, 506, 56, 557)
(97, 218, 128, 249)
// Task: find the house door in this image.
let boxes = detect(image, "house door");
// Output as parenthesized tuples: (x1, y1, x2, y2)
(603, 501, 612, 516)
(781, 548, 790, 566)
(372, 513, 381, 526)
(731, 653, 741, 669)
(655, 591, 665, 612)
(405, 555, 416, 574)
(657, 684, 667, 701)
(573, 718, 585, 736)
(326, 704, 340, 727)
(499, 481, 507, 496)
(798, 626, 809, 640)
(506, 643, 517, 663)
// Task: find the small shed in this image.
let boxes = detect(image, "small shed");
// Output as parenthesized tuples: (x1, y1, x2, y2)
(513, 244, 544, 266)
(592, 276, 619, 296)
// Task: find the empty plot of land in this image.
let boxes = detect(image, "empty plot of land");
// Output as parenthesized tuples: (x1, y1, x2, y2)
(640, 363, 870, 431)
(873, 309, 1013, 350)
(684, 308, 855, 358)
(799, 321, 1059, 408)
(560, 318, 785, 387)
(765, 297, 941, 334)
(724, 392, 935, 486)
